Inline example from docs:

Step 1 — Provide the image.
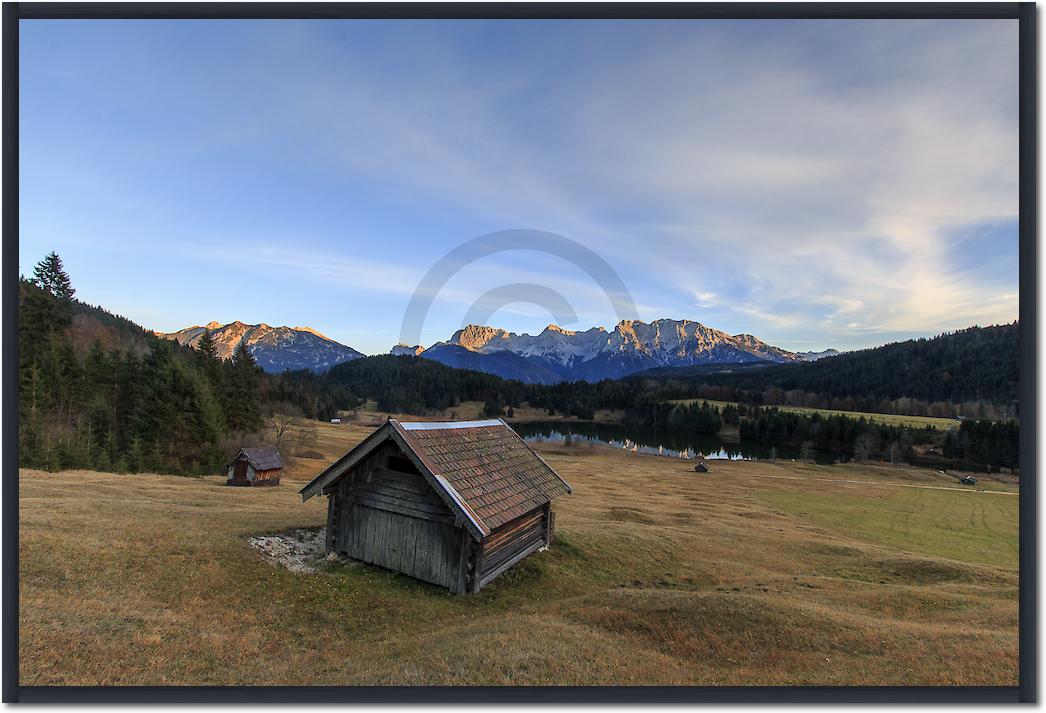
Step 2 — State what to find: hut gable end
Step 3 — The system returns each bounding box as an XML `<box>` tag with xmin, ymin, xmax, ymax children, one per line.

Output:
<box><xmin>343</xmin><ymin>443</ymin><xmax>456</xmax><ymax>525</ymax></box>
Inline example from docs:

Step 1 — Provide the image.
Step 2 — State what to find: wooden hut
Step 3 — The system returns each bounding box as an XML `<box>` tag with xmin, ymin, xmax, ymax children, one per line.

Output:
<box><xmin>227</xmin><ymin>447</ymin><xmax>284</xmax><ymax>486</ymax></box>
<box><xmin>299</xmin><ymin>419</ymin><xmax>571</xmax><ymax>594</ymax></box>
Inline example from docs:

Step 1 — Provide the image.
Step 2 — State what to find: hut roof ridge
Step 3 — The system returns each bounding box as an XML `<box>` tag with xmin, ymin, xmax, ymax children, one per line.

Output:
<box><xmin>397</xmin><ymin>419</ymin><xmax>503</xmax><ymax>431</ymax></box>
<box><xmin>300</xmin><ymin>419</ymin><xmax>570</xmax><ymax>536</ymax></box>
<box><xmin>235</xmin><ymin>446</ymin><xmax>284</xmax><ymax>471</ymax></box>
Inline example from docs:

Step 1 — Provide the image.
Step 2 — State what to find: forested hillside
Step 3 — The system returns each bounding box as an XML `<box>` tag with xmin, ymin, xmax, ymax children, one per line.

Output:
<box><xmin>644</xmin><ymin>324</ymin><xmax>1019</xmax><ymax>419</ymax></box>
<box><xmin>18</xmin><ymin>254</ymin><xmax>333</xmax><ymax>473</ymax></box>
<box><xmin>17</xmin><ymin>252</ymin><xmax>1020</xmax><ymax>475</ymax></box>
<box><xmin>712</xmin><ymin>324</ymin><xmax>1017</xmax><ymax>403</ymax></box>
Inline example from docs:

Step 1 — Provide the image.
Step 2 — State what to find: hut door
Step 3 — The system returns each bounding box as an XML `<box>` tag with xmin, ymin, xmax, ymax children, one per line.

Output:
<box><xmin>233</xmin><ymin>461</ymin><xmax>248</xmax><ymax>484</ymax></box>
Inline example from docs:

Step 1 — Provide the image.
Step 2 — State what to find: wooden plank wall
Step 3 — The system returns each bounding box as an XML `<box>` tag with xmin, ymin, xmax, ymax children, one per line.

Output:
<box><xmin>342</xmin><ymin>505</ymin><xmax>463</xmax><ymax>590</ymax></box>
<box><xmin>323</xmin><ymin>442</ymin><xmax>556</xmax><ymax>594</ymax></box>
<box><xmin>332</xmin><ymin>444</ymin><xmax>468</xmax><ymax>592</ymax></box>
<box><xmin>254</xmin><ymin>468</ymin><xmax>280</xmax><ymax>483</ymax></box>
<box><xmin>473</xmin><ymin>504</ymin><xmax>549</xmax><ymax>591</ymax></box>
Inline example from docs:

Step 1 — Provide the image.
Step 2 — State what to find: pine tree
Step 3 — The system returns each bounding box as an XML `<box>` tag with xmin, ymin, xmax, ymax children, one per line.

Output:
<box><xmin>20</xmin><ymin>279</ymin><xmax>72</xmax><ymax>368</ymax></box>
<box><xmin>126</xmin><ymin>435</ymin><xmax>144</xmax><ymax>473</ymax></box>
<box><xmin>114</xmin><ymin>351</ymin><xmax>141</xmax><ymax>453</ymax></box>
<box><xmin>225</xmin><ymin>342</ymin><xmax>263</xmax><ymax>434</ymax></box>
<box><xmin>32</xmin><ymin>251</ymin><xmax>76</xmax><ymax>302</ymax></box>
<box><xmin>232</xmin><ymin>340</ymin><xmax>257</xmax><ymax>370</ymax></box>
<box><xmin>196</xmin><ymin>330</ymin><xmax>218</xmax><ymax>362</ymax></box>
<box><xmin>194</xmin><ymin>330</ymin><xmax>224</xmax><ymax>401</ymax></box>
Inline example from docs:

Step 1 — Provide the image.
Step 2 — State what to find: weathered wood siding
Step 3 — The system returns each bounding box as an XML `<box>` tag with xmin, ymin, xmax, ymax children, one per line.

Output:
<box><xmin>227</xmin><ymin>459</ymin><xmax>281</xmax><ymax>486</ymax></box>
<box><xmin>322</xmin><ymin>442</ymin><xmax>556</xmax><ymax>594</ymax></box>
<box><xmin>472</xmin><ymin>504</ymin><xmax>550</xmax><ymax>592</ymax></box>
<box><xmin>228</xmin><ymin>460</ymin><xmax>250</xmax><ymax>486</ymax></box>
<box><xmin>328</xmin><ymin>444</ymin><xmax>468</xmax><ymax>591</ymax></box>
<box><xmin>253</xmin><ymin>467</ymin><xmax>281</xmax><ymax>485</ymax></box>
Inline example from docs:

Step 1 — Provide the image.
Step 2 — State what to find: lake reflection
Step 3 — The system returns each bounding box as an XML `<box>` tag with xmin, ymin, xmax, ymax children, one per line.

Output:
<box><xmin>515</xmin><ymin>420</ymin><xmax>815</xmax><ymax>462</ymax></box>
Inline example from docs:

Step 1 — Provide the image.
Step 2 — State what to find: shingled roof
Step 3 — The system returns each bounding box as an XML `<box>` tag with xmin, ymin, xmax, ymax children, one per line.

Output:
<box><xmin>232</xmin><ymin>446</ymin><xmax>284</xmax><ymax>471</ymax></box>
<box><xmin>299</xmin><ymin>419</ymin><xmax>571</xmax><ymax>538</ymax></box>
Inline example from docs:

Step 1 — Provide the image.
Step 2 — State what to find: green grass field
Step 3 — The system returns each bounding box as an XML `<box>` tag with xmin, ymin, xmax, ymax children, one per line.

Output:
<box><xmin>758</xmin><ymin>487</ymin><xmax>1017</xmax><ymax>569</ymax></box>
<box><xmin>671</xmin><ymin>399</ymin><xmax>960</xmax><ymax>430</ymax></box>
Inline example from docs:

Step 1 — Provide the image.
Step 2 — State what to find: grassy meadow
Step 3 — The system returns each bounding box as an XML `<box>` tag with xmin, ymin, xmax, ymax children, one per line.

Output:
<box><xmin>19</xmin><ymin>420</ymin><xmax>1017</xmax><ymax>686</ymax></box>
<box><xmin>670</xmin><ymin>398</ymin><xmax>960</xmax><ymax>431</ymax></box>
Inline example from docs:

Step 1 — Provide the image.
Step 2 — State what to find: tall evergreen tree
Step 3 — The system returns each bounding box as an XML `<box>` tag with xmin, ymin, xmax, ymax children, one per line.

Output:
<box><xmin>19</xmin><ymin>279</ymin><xmax>72</xmax><ymax>367</ymax></box>
<box><xmin>192</xmin><ymin>331</ymin><xmax>226</xmax><ymax>434</ymax></box>
<box><xmin>194</xmin><ymin>331</ymin><xmax>222</xmax><ymax>390</ymax></box>
<box><xmin>196</xmin><ymin>330</ymin><xmax>218</xmax><ymax>361</ymax></box>
<box><xmin>225</xmin><ymin>341</ymin><xmax>263</xmax><ymax>434</ymax></box>
<box><xmin>32</xmin><ymin>251</ymin><xmax>76</xmax><ymax>302</ymax></box>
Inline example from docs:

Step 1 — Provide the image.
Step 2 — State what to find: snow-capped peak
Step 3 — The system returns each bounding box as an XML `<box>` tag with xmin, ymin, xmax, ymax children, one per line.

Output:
<box><xmin>428</xmin><ymin>317</ymin><xmax>800</xmax><ymax>370</ymax></box>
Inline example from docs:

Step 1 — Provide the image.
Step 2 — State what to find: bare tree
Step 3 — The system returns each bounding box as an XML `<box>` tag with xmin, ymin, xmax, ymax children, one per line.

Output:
<box><xmin>853</xmin><ymin>433</ymin><xmax>878</xmax><ymax>463</ymax></box>
<box><xmin>268</xmin><ymin>403</ymin><xmax>316</xmax><ymax>455</ymax></box>
<box><xmin>887</xmin><ymin>441</ymin><xmax>902</xmax><ymax>465</ymax></box>
<box><xmin>294</xmin><ymin>420</ymin><xmax>318</xmax><ymax>453</ymax></box>
<box><xmin>269</xmin><ymin>410</ymin><xmax>297</xmax><ymax>450</ymax></box>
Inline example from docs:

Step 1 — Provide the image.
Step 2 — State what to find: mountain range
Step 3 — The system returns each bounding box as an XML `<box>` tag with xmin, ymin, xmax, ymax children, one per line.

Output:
<box><xmin>395</xmin><ymin>319</ymin><xmax>813</xmax><ymax>384</ymax></box>
<box><xmin>158</xmin><ymin>321</ymin><xmax>364</xmax><ymax>373</ymax></box>
<box><xmin>796</xmin><ymin>348</ymin><xmax>841</xmax><ymax>361</ymax></box>
<box><xmin>160</xmin><ymin>317</ymin><xmax>837</xmax><ymax>381</ymax></box>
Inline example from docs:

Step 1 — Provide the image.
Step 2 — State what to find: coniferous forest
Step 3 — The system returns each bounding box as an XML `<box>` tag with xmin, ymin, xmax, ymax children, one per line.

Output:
<box><xmin>18</xmin><ymin>253</ymin><xmax>347</xmax><ymax>473</ymax></box>
<box><xmin>682</xmin><ymin>323</ymin><xmax>1020</xmax><ymax>418</ymax></box>
<box><xmin>18</xmin><ymin>252</ymin><xmax>1021</xmax><ymax>476</ymax></box>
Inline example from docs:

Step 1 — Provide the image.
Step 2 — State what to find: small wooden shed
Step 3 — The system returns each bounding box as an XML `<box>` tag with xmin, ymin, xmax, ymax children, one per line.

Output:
<box><xmin>227</xmin><ymin>447</ymin><xmax>284</xmax><ymax>487</ymax></box>
<box><xmin>300</xmin><ymin>419</ymin><xmax>571</xmax><ymax>593</ymax></box>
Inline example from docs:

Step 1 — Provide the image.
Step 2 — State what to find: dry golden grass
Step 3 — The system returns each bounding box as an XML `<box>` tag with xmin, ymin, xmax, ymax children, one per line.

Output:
<box><xmin>19</xmin><ymin>421</ymin><xmax>1017</xmax><ymax>686</ymax></box>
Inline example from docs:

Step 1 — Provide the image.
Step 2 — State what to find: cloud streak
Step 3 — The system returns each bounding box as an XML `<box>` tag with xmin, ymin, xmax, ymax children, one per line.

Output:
<box><xmin>18</xmin><ymin>19</ymin><xmax>1019</xmax><ymax>353</ymax></box>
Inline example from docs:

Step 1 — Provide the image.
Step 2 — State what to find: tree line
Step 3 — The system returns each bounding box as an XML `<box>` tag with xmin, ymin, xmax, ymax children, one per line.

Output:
<box><xmin>943</xmin><ymin>419</ymin><xmax>1020</xmax><ymax>470</ymax></box>
<box><xmin>733</xmin><ymin>405</ymin><xmax>925</xmax><ymax>464</ymax></box>
<box><xmin>684</xmin><ymin>323</ymin><xmax>1018</xmax><ymax>418</ymax></box>
<box><xmin>18</xmin><ymin>251</ymin><xmax>1021</xmax><ymax>475</ymax></box>
<box><xmin>19</xmin><ymin>253</ymin><xmax>291</xmax><ymax>474</ymax></box>
<box><xmin>270</xmin><ymin>346</ymin><xmax>1021</xmax><ymax>469</ymax></box>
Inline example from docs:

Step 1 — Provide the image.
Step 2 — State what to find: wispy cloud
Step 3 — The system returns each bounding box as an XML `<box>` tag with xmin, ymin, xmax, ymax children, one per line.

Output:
<box><xmin>19</xmin><ymin>19</ymin><xmax>1018</xmax><ymax>353</ymax></box>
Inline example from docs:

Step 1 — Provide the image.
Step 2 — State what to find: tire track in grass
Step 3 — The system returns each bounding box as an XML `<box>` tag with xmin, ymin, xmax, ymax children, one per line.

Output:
<box><xmin>976</xmin><ymin>497</ymin><xmax>993</xmax><ymax>537</ymax></box>
<box><xmin>739</xmin><ymin>472</ymin><xmax>1017</xmax><ymax>496</ymax></box>
<box><xmin>985</xmin><ymin>498</ymin><xmax>1019</xmax><ymax>556</ymax></box>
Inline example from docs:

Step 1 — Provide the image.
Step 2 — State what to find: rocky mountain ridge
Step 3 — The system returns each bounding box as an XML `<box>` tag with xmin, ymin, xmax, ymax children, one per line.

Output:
<box><xmin>158</xmin><ymin>321</ymin><xmax>364</xmax><ymax>373</ymax></box>
<box><xmin>395</xmin><ymin>318</ymin><xmax>816</xmax><ymax>383</ymax></box>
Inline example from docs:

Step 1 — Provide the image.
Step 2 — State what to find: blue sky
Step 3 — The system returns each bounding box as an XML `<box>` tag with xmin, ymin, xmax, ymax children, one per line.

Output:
<box><xmin>20</xmin><ymin>19</ymin><xmax>1018</xmax><ymax>355</ymax></box>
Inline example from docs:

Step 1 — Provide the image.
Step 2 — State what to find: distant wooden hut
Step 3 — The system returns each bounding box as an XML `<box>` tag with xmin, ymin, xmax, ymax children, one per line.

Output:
<box><xmin>227</xmin><ymin>447</ymin><xmax>284</xmax><ymax>487</ymax></box>
<box><xmin>300</xmin><ymin>419</ymin><xmax>572</xmax><ymax>594</ymax></box>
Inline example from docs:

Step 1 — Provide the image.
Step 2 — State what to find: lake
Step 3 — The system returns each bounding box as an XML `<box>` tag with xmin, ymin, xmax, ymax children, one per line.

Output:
<box><xmin>515</xmin><ymin>420</ymin><xmax>826</xmax><ymax>462</ymax></box>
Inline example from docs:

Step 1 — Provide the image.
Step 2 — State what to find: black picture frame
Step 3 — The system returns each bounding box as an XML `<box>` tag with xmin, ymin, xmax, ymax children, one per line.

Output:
<box><xmin>3</xmin><ymin>2</ymin><xmax>1036</xmax><ymax>704</ymax></box>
